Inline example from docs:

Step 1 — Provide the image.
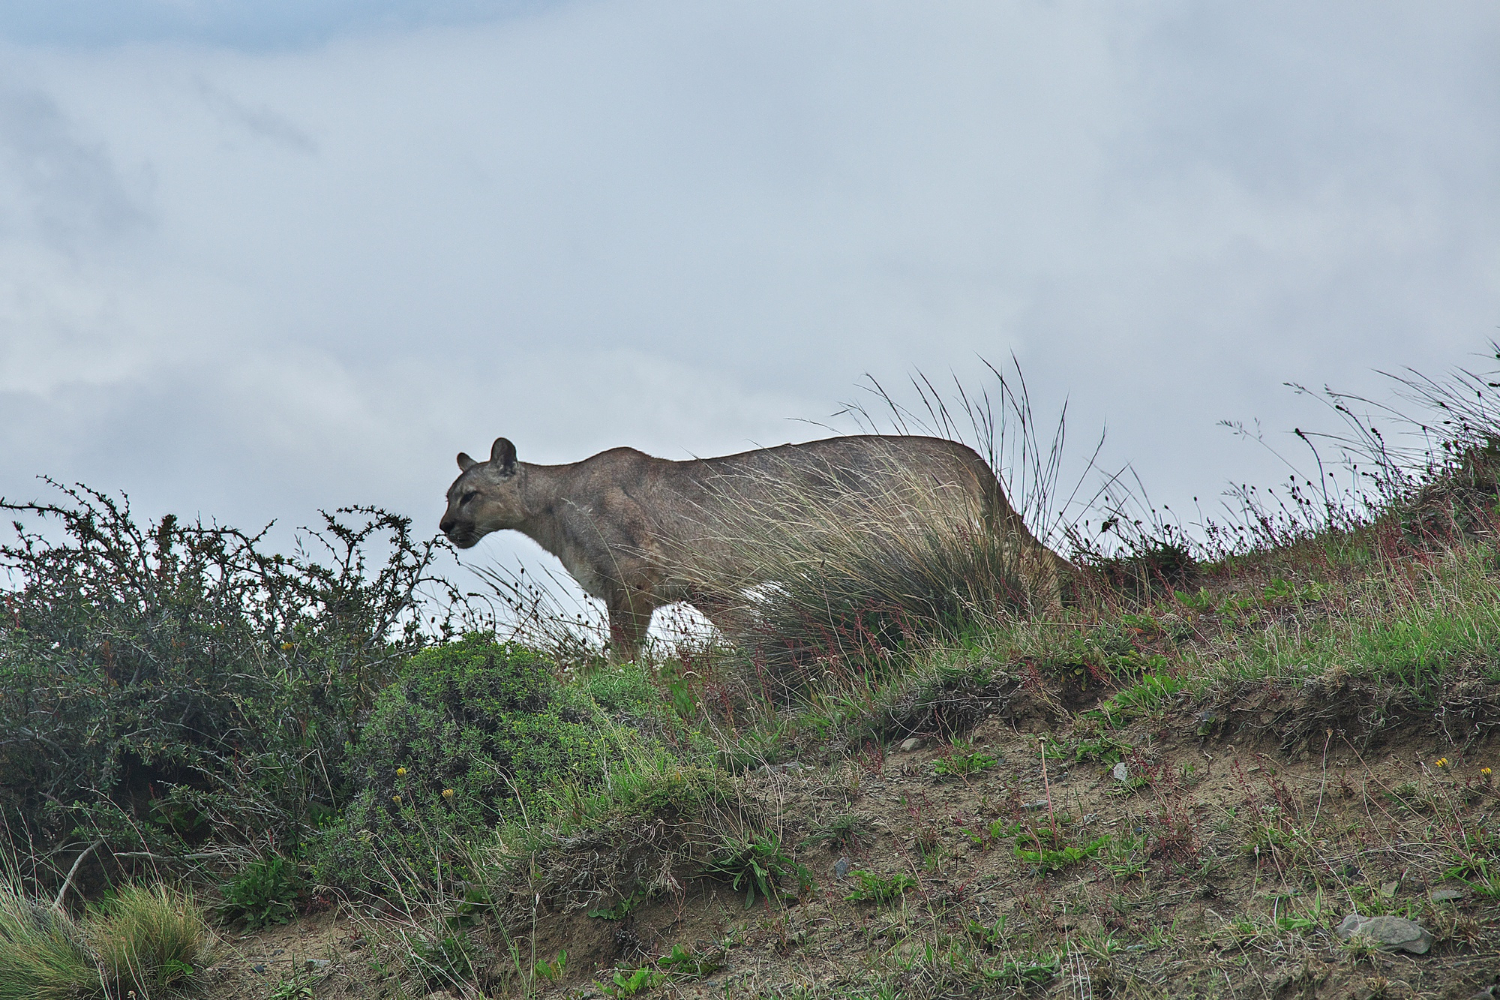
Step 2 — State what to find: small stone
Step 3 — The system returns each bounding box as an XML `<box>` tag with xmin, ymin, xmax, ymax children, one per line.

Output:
<box><xmin>1021</xmin><ymin>799</ymin><xmax>1049</xmax><ymax>811</ymax></box>
<box><xmin>900</xmin><ymin>737</ymin><xmax>922</xmax><ymax>752</ymax></box>
<box><xmin>1429</xmin><ymin>888</ymin><xmax>1463</xmax><ymax>903</ymax></box>
<box><xmin>250</xmin><ymin>964</ymin><xmax>267</xmax><ymax>975</ymax></box>
<box><xmin>833</xmin><ymin>857</ymin><xmax>850</xmax><ymax>880</ymax></box>
<box><xmin>1112</xmin><ymin>762</ymin><xmax>1129</xmax><ymax>782</ymax></box>
<box><xmin>304</xmin><ymin>959</ymin><xmax>330</xmax><ymax>972</ymax></box>
<box><xmin>1335</xmin><ymin>914</ymin><xmax>1433</xmax><ymax>955</ymax></box>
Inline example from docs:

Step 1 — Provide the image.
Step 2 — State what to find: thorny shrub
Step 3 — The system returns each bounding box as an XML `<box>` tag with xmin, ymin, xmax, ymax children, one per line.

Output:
<box><xmin>0</xmin><ymin>482</ymin><xmax>459</xmax><ymax>889</ymax></box>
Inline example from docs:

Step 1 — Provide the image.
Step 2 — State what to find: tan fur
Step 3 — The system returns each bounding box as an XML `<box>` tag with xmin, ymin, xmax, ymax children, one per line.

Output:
<box><xmin>440</xmin><ymin>435</ymin><xmax>1070</xmax><ymax>658</ymax></box>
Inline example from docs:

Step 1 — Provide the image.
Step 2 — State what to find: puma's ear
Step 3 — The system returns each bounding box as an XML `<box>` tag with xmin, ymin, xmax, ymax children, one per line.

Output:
<box><xmin>457</xmin><ymin>452</ymin><xmax>478</xmax><ymax>472</ymax></box>
<box><xmin>490</xmin><ymin>437</ymin><xmax>517</xmax><ymax>477</ymax></box>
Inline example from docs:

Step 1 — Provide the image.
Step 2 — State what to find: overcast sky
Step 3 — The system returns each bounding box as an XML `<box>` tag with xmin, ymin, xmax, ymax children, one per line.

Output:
<box><xmin>1</xmin><ymin>1</ymin><xmax>1497</xmax><ymax>594</ymax></box>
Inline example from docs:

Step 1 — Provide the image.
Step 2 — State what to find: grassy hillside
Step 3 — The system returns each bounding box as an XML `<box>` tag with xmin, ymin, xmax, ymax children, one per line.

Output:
<box><xmin>2</xmin><ymin>368</ymin><xmax>1499</xmax><ymax>1000</ymax></box>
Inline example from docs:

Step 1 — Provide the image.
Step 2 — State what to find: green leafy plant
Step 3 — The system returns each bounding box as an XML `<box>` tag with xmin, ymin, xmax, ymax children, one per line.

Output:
<box><xmin>0</xmin><ymin>486</ymin><xmax>454</xmax><ymax>872</ymax></box>
<box><xmin>802</xmin><ymin>813</ymin><xmax>871</xmax><ymax>851</ymax></box>
<box><xmin>843</xmin><ymin>870</ymin><xmax>916</xmax><ymax>905</ymax></box>
<box><xmin>535</xmin><ymin>948</ymin><xmax>568</xmax><ymax>981</ymax></box>
<box><xmin>409</xmin><ymin>929</ymin><xmax>479</xmax><ymax>991</ymax></box>
<box><xmin>960</xmin><ymin>818</ymin><xmax>1011</xmax><ymax>852</ymax></box>
<box><xmin>268</xmin><ymin>976</ymin><xmax>317</xmax><ymax>1000</ymax></box>
<box><xmin>1101</xmin><ymin>833</ymin><xmax>1148</xmax><ymax>879</ymax></box>
<box><xmin>964</xmin><ymin>915</ymin><xmax>1009</xmax><ymax>949</ymax></box>
<box><xmin>1442</xmin><ymin>823</ymin><xmax>1500</xmax><ymax>897</ymax></box>
<box><xmin>933</xmin><ymin>746</ymin><xmax>999</xmax><ymax>779</ymax></box>
<box><xmin>587</xmin><ymin>890</ymin><xmax>649</xmax><ymax>921</ymax></box>
<box><xmin>656</xmin><ymin>943</ymin><xmax>722</xmax><ymax>980</ymax></box>
<box><xmin>603</xmin><ymin>964</ymin><xmax>666</xmax><ymax>997</ymax></box>
<box><xmin>1012</xmin><ymin>828</ymin><xmax>1112</xmax><ymax>872</ymax></box>
<box><xmin>311</xmin><ymin>634</ymin><xmax>628</xmax><ymax>896</ymax></box>
<box><xmin>1104</xmin><ymin>673</ymin><xmax>1188</xmax><ymax>718</ymax></box>
<box><xmin>1174</xmin><ymin>587</ymin><xmax>1216</xmax><ymax>612</ymax></box>
<box><xmin>701</xmin><ymin>832</ymin><xmax>813</xmax><ymax>908</ymax></box>
<box><xmin>989</xmin><ymin>951</ymin><xmax>1061</xmax><ymax>987</ymax></box>
<box><xmin>217</xmin><ymin>854</ymin><xmax>303</xmax><ymax>929</ymax></box>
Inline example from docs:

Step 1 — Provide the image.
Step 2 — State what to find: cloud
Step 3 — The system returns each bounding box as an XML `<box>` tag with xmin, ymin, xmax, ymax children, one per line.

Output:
<box><xmin>0</xmin><ymin>0</ymin><xmax>1494</xmax><ymax>567</ymax></box>
<box><xmin>0</xmin><ymin>78</ymin><xmax>150</xmax><ymax>250</ymax></box>
<box><xmin>0</xmin><ymin>0</ymin><xmax>556</xmax><ymax>50</ymax></box>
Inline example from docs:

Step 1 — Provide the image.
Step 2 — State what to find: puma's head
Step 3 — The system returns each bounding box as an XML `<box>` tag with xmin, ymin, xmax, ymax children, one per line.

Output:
<box><xmin>440</xmin><ymin>437</ymin><xmax>522</xmax><ymax>548</ymax></box>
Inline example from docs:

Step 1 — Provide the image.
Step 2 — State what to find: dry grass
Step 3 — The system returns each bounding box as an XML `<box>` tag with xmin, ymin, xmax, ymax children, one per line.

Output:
<box><xmin>667</xmin><ymin>454</ymin><xmax>1064</xmax><ymax>685</ymax></box>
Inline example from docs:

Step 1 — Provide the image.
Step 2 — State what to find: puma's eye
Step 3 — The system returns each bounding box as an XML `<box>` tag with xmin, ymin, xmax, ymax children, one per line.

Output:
<box><xmin>460</xmin><ymin>491</ymin><xmax>479</xmax><ymax>506</ymax></box>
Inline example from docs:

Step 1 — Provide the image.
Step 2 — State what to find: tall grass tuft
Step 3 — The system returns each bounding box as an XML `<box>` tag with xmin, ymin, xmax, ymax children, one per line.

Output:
<box><xmin>90</xmin><ymin>884</ymin><xmax>215</xmax><ymax>997</ymax></box>
<box><xmin>0</xmin><ymin>879</ymin><xmax>215</xmax><ymax>1000</ymax></box>
<box><xmin>0</xmin><ymin>883</ymin><xmax>96</xmax><ymax>1000</ymax></box>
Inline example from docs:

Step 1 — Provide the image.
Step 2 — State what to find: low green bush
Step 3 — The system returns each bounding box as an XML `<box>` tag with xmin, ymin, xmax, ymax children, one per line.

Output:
<box><xmin>311</xmin><ymin>635</ymin><xmax>623</xmax><ymax>896</ymax></box>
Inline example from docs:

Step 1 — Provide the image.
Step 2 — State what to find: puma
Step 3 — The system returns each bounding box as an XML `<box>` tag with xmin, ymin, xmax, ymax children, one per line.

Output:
<box><xmin>440</xmin><ymin>435</ymin><xmax>1069</xmax><ymax>658</ymax></box>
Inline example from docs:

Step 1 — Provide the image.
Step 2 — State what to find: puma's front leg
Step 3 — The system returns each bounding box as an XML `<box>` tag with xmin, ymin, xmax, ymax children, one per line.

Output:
<box><xmin>606</xmin><ymin>588</ymin><xmax>656</xmax><ymax>662</ymax></box>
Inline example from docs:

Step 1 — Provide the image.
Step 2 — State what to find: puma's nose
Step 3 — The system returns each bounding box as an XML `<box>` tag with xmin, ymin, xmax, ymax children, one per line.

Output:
<box><xmin>439</xmin><ymin>516</ymin><xmax>455</xmax><ymax>534</ymax></box>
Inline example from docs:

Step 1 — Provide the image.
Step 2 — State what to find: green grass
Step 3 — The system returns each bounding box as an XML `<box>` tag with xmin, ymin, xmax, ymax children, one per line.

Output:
<box><xmin>1224</xmin><ymin>549</ymin><xmax>1500</xmax><ymax>702</ymax></box>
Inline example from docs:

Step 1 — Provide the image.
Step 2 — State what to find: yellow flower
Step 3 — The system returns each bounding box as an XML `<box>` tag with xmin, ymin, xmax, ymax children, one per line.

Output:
<box><xmin>392</xmin><ymin>794</ymin><xmax>402</xmax><ymax>804</ymax></box>
<box><xmin>1483</xmin><ymin>767</ymin><xmax>1493</xmax><ymax>777</ymax></box>
<box><xmin>396</xmin><ymin>767</ymin><xmax>407</xmax><ymax>777</ymax></box>
<box><xmin>281</xmin><ymin>642</ymin><xmax>294</xmax><ymax>650</ymax></box>
<box><xmin>442</xmin><ymin>788</ymin><xmax>455</xmax><ymax>801</ymax></box>
<box><xmin>1435</xmin><ymin>758</ymin><xmax>1449</xmax><ymax>768</ymax></box>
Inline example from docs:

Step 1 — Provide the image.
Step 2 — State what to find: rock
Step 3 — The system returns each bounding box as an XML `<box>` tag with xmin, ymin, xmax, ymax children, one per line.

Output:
<box><xmin>304</xmin><ymin>959</ymin><xmax>330</xmax><ymax>972</ymax></box>
<box><xmin>1335</xmin><ymin>914</ymin><xmax>1433</xmax><ymax>954</ymax></box>
<box><xmin>1112</xmin><ymin>762</ymin><xmax>1129</xmax><ymax>782</ymax></box>
<box><xmin>1021</xmin><ymin>799</ymin><xmax>1050</xmax><ymax>811</ymax></box>
<box><xmin>900</xmin><ymin>737</ymin><xmax>922</xmax><ymax>752</ymax></box>
<box><xmin>250</xmin><ymin>964</ymin><xmax>267</xmax><ymax>975</ymax></box>
<box><xmin>1429</xmin><ymin>888</ymin><xmax>1464</xmax><ymax>903</ymax></box>
<box><xmin>833</xmin><ymin>856</ymin><xmax>850</xmax><ymax>880</ymax></box>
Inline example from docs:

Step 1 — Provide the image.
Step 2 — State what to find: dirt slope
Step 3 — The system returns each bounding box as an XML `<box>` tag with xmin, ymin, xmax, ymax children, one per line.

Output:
<box><xmin>206</xmin><ymin>683</ymin><xmax>1500</xmax><ymax>1000</ymax></box>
